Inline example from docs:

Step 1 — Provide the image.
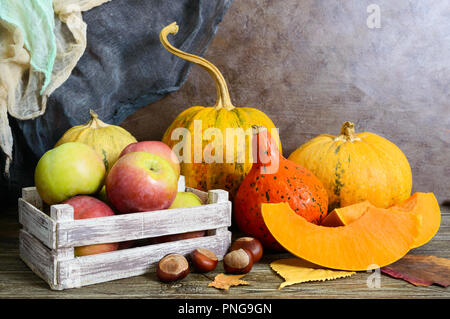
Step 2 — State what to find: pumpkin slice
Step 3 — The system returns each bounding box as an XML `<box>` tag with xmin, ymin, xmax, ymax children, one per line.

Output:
<box><xmin>391</xmin><ymin>193</ymin><xmax>441</xmax><ymax>249</ymax></box>
<box><xmin>321</xmin><ymin>193</ymin><xmax>440</xmax><ymax>249</ymax></box>
<box><xmin>321</xmin><ymin>201</ymin><xmax>374</xmax><ymax>227</ymax></box>
<box><xmin>261</xmin><ymin>202</ymin><xmax>419</xmax><ymax>271</ymax></box>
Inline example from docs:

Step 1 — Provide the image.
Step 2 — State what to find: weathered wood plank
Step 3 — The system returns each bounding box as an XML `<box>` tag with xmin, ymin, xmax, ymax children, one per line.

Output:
<box><xmin>54</xmin><ymin>201</ymin><xmax>231</xmax><ymax>248</ymax></box>
<box><xmin>207</xmin><ymin>189</ymin><xmax>229</xmax><ymax>204</ymax></box>
<box><xmin>18</xmin><ymin>198</ymin><xmax>56</xmax><ymax>249</ymax></box>
<box><xmin>58</xmin><ymin>230</ymin><xmax>231</xmax><ymax>289</ymax></box>
<box><xmin>50</xmin><ymin>204</ymin><xmax>76</xmax><ymax>290</ymax></box>
<box><xmin>19</xmin><ymin>229</ymin><xmax>55</xmax><ymax>288</ymax></box>
<box><xmin>21</xmin><ymin>187</ymin><xmax>43</xmax><ymax>211</ymax></box>
<box><xmin>177</xmin><ymin>175</ymin><xmax>186</xmax><ymax>192</ymax></box>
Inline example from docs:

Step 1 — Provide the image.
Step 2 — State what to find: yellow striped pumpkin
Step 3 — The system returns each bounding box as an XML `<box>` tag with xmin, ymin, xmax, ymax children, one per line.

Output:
<box><xmin>160</xmin><ymin>23</ymin><xmax>281</xmax><ymax>198</ymax></box>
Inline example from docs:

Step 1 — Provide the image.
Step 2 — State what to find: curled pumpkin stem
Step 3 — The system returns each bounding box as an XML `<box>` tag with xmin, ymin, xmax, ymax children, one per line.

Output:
<box><xmin>159</xmin><ymin>22</ymin><xmax>235</xmax><ymax>111</ymax></box>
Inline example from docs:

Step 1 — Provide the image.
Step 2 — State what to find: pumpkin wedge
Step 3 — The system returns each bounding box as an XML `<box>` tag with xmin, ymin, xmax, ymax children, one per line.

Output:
<box><xmin>391</xmin><ymin>193</ymin><xmax>441</xmax><ymax>249</ymax></box>
<box><xmin>321</xmin><ymin>201</ymin><xmax>374</xmax><ymax>227</ymax></box>
<box><xmin>261</xmin><ymin>202</ymin><xmax>419</xmax><ymax>271</ymax></box>
<box><xmin>320</xmin><ymin>193</ymin><xmax>440</xmax><ymax>249</ymax></box>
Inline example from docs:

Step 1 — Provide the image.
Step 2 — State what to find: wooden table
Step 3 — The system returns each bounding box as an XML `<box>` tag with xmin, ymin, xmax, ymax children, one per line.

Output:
<box><xmin>1</xmin><ymin>205</ymin><xmax>448</xmax><ymax>299</ymax></box>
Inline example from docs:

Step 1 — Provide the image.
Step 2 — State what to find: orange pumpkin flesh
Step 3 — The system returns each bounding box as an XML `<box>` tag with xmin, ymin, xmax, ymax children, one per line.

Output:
<box><xmin>262</xmin><ymin>202</ymin><xmax>419</xmax><ymax>271</ymax></box>
<box><xmin>391</xmin><ymin>193</ymin><xmax>441</xmax><ymax>248</ymax></box>
<box><xmin>321</xmin><ymin>201</ymin><xmax>374</xmax><ymax>227</ymax></box>
<box><xmin>320</xmin><ymin>193</ymin><xmax>440</xmax><ymax>249</ymax></box>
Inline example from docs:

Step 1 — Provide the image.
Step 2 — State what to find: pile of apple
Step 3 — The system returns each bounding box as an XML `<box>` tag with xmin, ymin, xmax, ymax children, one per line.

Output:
<box><xmin>34</xmin><ymin>141</ymin><xmax>204</xmax><ymax>256</ymax></box>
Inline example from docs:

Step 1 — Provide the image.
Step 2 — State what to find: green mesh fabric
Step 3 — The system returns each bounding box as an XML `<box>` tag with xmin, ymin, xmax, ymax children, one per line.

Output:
<box><xmin>0</xmin><ymin>0</ymin><xmax>55</xmax><ymax>94</ymax></box>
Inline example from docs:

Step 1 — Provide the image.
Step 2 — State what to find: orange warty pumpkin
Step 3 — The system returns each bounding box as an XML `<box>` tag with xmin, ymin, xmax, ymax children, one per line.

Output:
<box><xmin>234</xmin><ymin>126</ymin><xmax>328</xmax><ymax>250</ymax></box>
<box><xmin>288</xmin><ymin>121</ymin><xmax>413</xmax><ymax>211</ymax></box>
<box><xmin>159</xmin><ymin>23</ymin><xmax>281</xmax><ymax>198</ymax></box>
<box><xmin>262</xmin><ymin>202</ymin><xmax>419</xmax><ymax>271</ymax></box>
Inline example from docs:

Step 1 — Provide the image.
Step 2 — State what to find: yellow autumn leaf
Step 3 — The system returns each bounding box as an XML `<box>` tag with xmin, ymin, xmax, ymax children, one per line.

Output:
<box><xmin>271</xmin><ymin>258</ymin><xmax>356</xmax><ymax>289</ymax></box>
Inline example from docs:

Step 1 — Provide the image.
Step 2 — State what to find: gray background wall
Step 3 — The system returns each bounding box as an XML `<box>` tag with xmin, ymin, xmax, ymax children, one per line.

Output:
<box><xmin>122</xmin><ymin>0</ymin><xmax>450</xmax><ymax>204</ymax></box>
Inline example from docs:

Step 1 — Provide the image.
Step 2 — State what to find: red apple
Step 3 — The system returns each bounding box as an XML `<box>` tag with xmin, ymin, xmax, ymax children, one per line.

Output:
<box><xmin>119</xmin><ymin>141</ymin><xmax>180</xmax><ymax>178</ymax></box>
<box><xmin>63</xmin><ymin>196</ymin><xmax>118</xmax><ymax>256</ymax></box>
<box><xmin>106</xmin><ymin>152</ymin><xmax>178</xmax><ymax>213</ymax></box>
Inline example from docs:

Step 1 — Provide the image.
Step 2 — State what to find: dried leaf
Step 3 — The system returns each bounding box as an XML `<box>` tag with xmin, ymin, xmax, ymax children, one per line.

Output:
<box><xmin>208</xmin><ymin>273</ymin><xmax>249</xmax><ymax>290</ymax></box>
<box><xmin>271</xmin><ymin>258</ymin><xmax>356</xmax><ymax>289</ymax></box>
<box><xmin>381</xmin><ymin>254</ymin><xmax>450</xmax><ymax>287</ymax></box>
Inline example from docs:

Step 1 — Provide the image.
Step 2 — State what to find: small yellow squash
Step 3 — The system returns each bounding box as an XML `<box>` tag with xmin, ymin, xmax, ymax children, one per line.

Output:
<box><xmin>55</xmin><ymin>110</ymin><xmax>137</xmax><ymax>171</ymax></box>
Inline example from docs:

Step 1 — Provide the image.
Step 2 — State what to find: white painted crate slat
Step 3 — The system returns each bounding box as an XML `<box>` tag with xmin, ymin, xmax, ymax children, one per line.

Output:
<box><xmin>18</xmin><ymin>176</ymin><xmax>232</xmax><ymax>290</ymax></box>
<box><xmin>53</xmin><ymin>201</ymin><xmax>231</xmax><ymax>248</ymax></box>
<box><xmin>18</xmin><ymin>198</ymin><xmax>56</xmax><ymax>249</ymax></box>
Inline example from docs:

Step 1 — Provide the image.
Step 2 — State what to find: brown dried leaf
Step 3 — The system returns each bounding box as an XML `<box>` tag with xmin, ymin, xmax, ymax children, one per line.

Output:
<box><xmin>270</xmin><ymin>258</ymin><xmax>356</xmax><ymax>289</ymax></box>
<box><xmin>381</xmin><ymin>254</ymin><xmax>450</xmax><ymax>287</ymax></box>
<box><xmin>208</xmin><ymin>273</ymin><xmax>249</xmax><ymax>290</ymax></box>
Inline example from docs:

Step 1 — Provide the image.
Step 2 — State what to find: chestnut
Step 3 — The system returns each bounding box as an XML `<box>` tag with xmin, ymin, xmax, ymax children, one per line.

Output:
<box><xmin>190</xmin><ymin>248</ymin><xmax>218</xmax><ymax>273</ymax></box>
<box><xmin>230</xmin><ymin>237</ymin><xmax>263</xmax><ymax>262</ymax></box>
<box><xmin>223</xmin><ymin>248</ymin><xmax>254</xmax><ymax>274</ymax></box>
<box><xmin>156</xmin><ymin>253</ymin><xmax>190</xmax><ymax>282</ymax></box>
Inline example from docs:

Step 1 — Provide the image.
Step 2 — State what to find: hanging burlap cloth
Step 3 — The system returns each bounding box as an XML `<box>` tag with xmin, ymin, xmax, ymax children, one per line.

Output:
<box><xmin>0</xmin><ymin>0</ymin><xmax>111</xmax><ymax>173</ymax></box>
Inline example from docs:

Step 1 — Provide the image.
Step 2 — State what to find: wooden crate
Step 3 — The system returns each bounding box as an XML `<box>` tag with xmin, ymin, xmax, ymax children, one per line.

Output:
<box><xmin>18</xmin><ymin>176</ymin><xmax>232</xmax><ymax>290</ymax></box>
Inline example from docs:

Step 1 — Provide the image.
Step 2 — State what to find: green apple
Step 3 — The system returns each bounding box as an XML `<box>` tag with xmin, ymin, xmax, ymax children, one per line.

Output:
<box><xmin>169</xmin><ymin>192</ymin><xmax>203</xmax><ymax>209</ymax></box>
<box><xmin>35</xmin><ymin>142</ymin><xmax>106</xmax><ymax>205</ymax></box>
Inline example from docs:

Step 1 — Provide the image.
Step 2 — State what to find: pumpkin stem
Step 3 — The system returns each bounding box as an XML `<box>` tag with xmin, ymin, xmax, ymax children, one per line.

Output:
<box><xmin>89</xmin><ymin>109</ymin><xmax>99</xmax><ymax>120</ymax></box>
<box><xmin>338</xmin><ymin>121</ymin><xmax>360</xmax><ymax>142</ymax></box>
<box><xmin>159</xmin><ymin>22</ymin><xmax>235</xmax><ymax>111</ymax></box>
<box><xmin>87</xmin><ymin>109</ymin><xmax>108</xmax><ymax>129</ymax></box>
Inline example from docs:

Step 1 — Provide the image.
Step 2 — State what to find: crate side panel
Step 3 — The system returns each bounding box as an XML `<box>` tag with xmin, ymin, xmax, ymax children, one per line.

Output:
<box><xmin>19</xmin><ymin>229</ymin><xmax>56</xmax><ymax>287</ymax></box>
<box><xmin>18</xmin><ymin>198</ymin><xmax>56</xmax><ymax>249</ymax></box>
<box><xmin>58</xmin><ymin>231</ymin><xmax>231</xmax><ymax>289</ymax></box>
<box><xmin>22</xmin><ymin>187</ymin><xmax>43</xmax><ymax>211</ymax></box>
<box><xmin>56</xmin><ymin>202</ymin><xmax>231</xmax><ymax>248</ymax></box>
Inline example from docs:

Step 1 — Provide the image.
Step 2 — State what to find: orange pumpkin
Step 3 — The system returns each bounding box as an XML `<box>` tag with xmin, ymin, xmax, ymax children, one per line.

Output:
<box><xmin>262</xmin><ymin>202</ymin><xmax>419</xmax><ymax>271</ymax></box>
<box><xmin>288</xmin><ymin>121</ymin><xmax>412</xmax><ymax>211</ymax></box>
<box><xmin>392</xmin><ymin>193</ymin><xmax>441</xmax><ymax>248</ymax></box>
<box><xmin>234</xmin><ymin>126</ymin><xmax>328</xmax><ymax>250</ymax></box>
